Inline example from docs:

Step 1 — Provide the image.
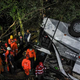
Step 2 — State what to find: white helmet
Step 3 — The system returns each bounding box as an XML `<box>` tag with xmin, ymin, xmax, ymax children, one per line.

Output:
<box><xmin>7</xmin><ymin>47</ymin><xmax>11</xmax><ymax>51</ymax></box>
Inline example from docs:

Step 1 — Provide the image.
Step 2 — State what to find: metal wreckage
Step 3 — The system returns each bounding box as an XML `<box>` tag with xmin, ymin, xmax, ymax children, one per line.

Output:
<box><xmin>1</xmin><ymin>17</ymin><xmax>80</xmax><ymax>80</ymax></box>
<box><xmin>33</xmin><ymin>17</ymin><xmax>80</xmax><ymax>80</ymax></box>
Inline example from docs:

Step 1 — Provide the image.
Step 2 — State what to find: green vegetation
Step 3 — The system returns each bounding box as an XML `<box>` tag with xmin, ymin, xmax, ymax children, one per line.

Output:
<box><xmin>0</xmin><ymin>0</ymin><xmax>80</xmax><ymax>40</ymax></box>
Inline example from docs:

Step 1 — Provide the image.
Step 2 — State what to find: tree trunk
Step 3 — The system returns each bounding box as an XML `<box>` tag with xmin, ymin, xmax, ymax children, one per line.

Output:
<box><xmin>17</xmin><ymin>11</ymin><xmax>24</xmax><ymax>38</ymax></box>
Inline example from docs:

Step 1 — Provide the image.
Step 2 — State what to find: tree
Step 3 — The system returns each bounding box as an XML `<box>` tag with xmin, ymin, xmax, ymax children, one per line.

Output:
<box><xmin>0</xmin><ymin>0</ymin><xmax>80</xmax><ymax>40</ymax></box>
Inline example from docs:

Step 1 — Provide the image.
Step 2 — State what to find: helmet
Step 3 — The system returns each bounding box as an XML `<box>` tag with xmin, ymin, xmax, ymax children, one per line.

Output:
<box><xmin>7</xmin><ymin>47</ymin><xmax>11</xmax><ymax>51</ymax></box>
<box><xmin>10</xmin><ymin>35</ymin><xmax>13</xmax><ymax>39</ymax></box>
<box><xmin>39</xmin><ymin>62</ymin><xmax>43</xmax><ymax>67</ymax></box>
<box><xmin>5</xmin><ymin>43</ymin><xmax>8</xmax><ymax>46</ymax></box>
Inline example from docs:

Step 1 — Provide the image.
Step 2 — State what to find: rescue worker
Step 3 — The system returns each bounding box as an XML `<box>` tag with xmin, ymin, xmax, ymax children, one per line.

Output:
<box><xmin>13</xmin><ymin>37</ymin><xmax>18</xmax><ymax>56</ymax></box>
<box><xmin>4</xmin><ymin>47</ymin><xmax>12</xmax><ymax>72</ymax></box>
<box><xmin>8</xmin><ymin>51</ymin><xmax>14</xmax><ymax>74</ymax></box>
<box><xmin>22</xmin><ymin>54</ymin><xmax>31</xmax><ymax>80</ymax></box>
<box><xmin>17</xmin><ymin>32</ymin><xmax>23</xmax><ymax>49</ymax></box>
<box><xmin>8</xmin><ymin>35</ymin><xmax>14</xmax><ymax>53</ymax></box>
<box><xmin>26</xmin><ymin>47</ymin><xmax>36</xmax><ymax>70</ymax></box>
<box><xmin>24</xmin><ymin>29</ymin><xmax>31</xmax><ymax>45</ymax></box>
<box><xmin>0</xmin><ymin>56</ymin><xmax>4</xmax><ymax>74</ymax></box>
<box><xmin>35</xmin><ymin>62</ymin><xmax>46</xmax><ymax>80</ymax></box>
<box><xmin>8</xmin><ymin>35</ymin><xmax>18</xmax><ymax>56</ymax></box>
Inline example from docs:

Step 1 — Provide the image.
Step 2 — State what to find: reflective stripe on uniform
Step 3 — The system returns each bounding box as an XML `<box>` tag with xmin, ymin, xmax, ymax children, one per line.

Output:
<box><xmin>37</xmin><ymin>70</ymin><xmax>43</xmax><ymax>71</ymax></box>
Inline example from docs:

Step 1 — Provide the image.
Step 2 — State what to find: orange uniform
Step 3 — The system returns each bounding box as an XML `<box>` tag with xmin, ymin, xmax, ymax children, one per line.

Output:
<box><xmin>8</xmin><ymin>38</ymin><xmax>18</xmax><ymax>56</ymax></box>
<box><xmin>5</xmin><ymin>50</ymin><xmax>14</xmax><ymax>71</ymax></box>
<box><xmin>13</xmin><ymin>38</ymin><xmax>18</xmax><ymax>55</ymax></box>
<box><xmin>26</xmin><ymin>49</ymin><xmax>36</xmax><ymax>58</ymax></box>
<box><xmin>8</xmin><ymin>39</ymin><xmax>14</xmax><ymax>52</ymax></box>
<box><xmin>5</xmin><ymin>50</ymin><xmax>9</xmax><ymax>71</ymax></box>
<box><xmin>22</xmin><ymin>57</ymin><xmax>31</xmax><ymax>75</ymax></box>
<box><xmin>5</xmin><ymin>50</ymin><xmax>9</xmax><ymax>62</ymax></box>
<box><xmin>8</xmin><ymin>38</ymin><xmax>12</xmax><ymax>45</ymax></box>
<box><xmin>0</xmin><ymin>57</ymin><xmax>4</xmax><ymax>74</ymax></box>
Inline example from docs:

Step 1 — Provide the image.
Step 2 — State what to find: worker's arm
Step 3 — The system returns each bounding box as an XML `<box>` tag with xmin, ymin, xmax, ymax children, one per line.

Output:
<box><xmin>5</xmin><ymin>50</ymin><xmax>9</xmax><ymax>57</ymax></box>
<box><xmin>33</xmin><ymin>50</ymin><xmax>36</xmax><ymax>61</ymax></box>
<box><xmin>8</xmin><ymin>39</ymin><xmax>11</xmax><ymax>44</ymax></box>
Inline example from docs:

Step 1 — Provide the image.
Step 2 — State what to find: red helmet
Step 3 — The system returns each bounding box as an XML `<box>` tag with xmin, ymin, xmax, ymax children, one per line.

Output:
<box><xmin>39</xmin><ymin>62</ymin><xmax>43</xmax><ymax>67</ymax></box>
<box><xmin>5</xmin><ymin>43</ymin><xmax>8</xmax><ymax>46</ymax></box>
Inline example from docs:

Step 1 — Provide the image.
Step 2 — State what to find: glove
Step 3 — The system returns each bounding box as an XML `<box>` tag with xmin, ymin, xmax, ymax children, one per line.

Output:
<box><xmin>12</xmin><ymin>65</ymin><xmax>14</xmax><ymax>68</ymax></box>
<box><xmin>34</xmin><ymin>57</ymin><xmax>36</xmax><ymax>61</ymax></box>
<box><xmin>6</xmin><ymin>62</ymin><xmax>7</xmax><ymax>64</ymax></box>
<box><xmin>36</xmin><ymin>75</ymin><xmax>37</xmax><ymax>77</ymax></box>
<box><xmin>3</xmin><ymin>53</ymin><xmax>5</xmax><ymax>56</ymax></box>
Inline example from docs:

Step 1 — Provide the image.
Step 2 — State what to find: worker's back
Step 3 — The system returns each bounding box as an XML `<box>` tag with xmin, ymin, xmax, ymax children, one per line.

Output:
<box><xmin>22</xmin><ymin>59</ymin><xmax>31</xmax><ymax>70</ymax></box>
<box><xmin>26</xmin><ymin>49</ymin><xmax>36</xmax><ymax>58</ymax></box>
<box><xmin>22</xmin><ymin>58</ymin><xmax>31</xmax><ymax>75</ymax></box>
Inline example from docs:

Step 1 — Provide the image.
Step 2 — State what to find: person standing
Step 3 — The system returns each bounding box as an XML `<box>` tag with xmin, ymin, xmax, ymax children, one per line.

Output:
<box><xmin>26</xmin><ymin>48</ymin><xmax>36</xmax><ymax>70</ymax></box>
<box><xmin>17</xmin><ymin>32</ymin><xmax>23</xmax><ymax>50</ymax></box>
<box><xmin>35</xmin><ymin>62</ymin><xmax>46</xmax><ymax>80</ymax></box>
<box><xmin>8</xmin><ymin>35</ymin><xmax>14</xmax><ymax>54</ymax></box>
<box><xmin>4</xmin><ymin>47</ymin><xmax>12</xmax><ymax>72</ymax></box>
<box><xmin>18</xmin><ymin>32</ymin><xmax>23</xmax><ymax>46</ymax></box>
<box><xmin>22</xmin><ymin>54</ymin><xmax>31</xmax><ymax>80</ymax></box>
<box><xmin>13</xmin><ymin>37</ymin><xmax>18</xmax><ymax>56</ymax></box>
<box><xmin>24</xmin><ymin>29</ymin><xmax>31</xmax><ymax>45</ymax></box>
<box><xmin>8</xmin><ymin>51</ymin><xmax>14</xmax><ymax>74</ymax></box>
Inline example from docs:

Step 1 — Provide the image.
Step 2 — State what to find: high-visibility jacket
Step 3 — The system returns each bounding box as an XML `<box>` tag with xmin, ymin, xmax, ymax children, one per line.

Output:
<box><xmin>22</xmin><ymin>58</ymin><xmax>31</xmax><ymax>75</ymax></box>
<box><xmin>5</xmin><ymin>50</ymin><xmax>11</xmax><ymax>71</ymax></box>
<box><xmin>26</xmin><ymin>49</ymin><xmax>36</xmax><ymax>58</ymax></box>
<box><xmin>8</xmin><ymin>39</ymin><xmax>14</xmax><ymax>52</ymax></box>
<box><xmin>5</xmin><ymin>50</ymin><xmax>14</xmax><ymax>62</ymax></box>
<box><xmin>8</xmin><ymin>38</ymin><xmax>18</xmax><ymax>55</ymax></box>
<box><xmin>8</xmin><ymin>39</ymin><xmax>14</xmax><ymax>45</ymax></box>
<box><xmin>35</xmin><ymin>62</ymin><xmax>46</xmax><ymax>76</ymax></box>
<box><xmin>13</xmin><ymin>38</ymin><xmax>17</xmax><ymax>44</ymax></box>
<box><xmin>5</xmin><ymin>50</ymin><xmax>9</xmax><ymax>63</ymax></box>
<box><xmin>13</xmin><ymin>38</ymin><xmax>18</xmax><ymax>55</ymax></box>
